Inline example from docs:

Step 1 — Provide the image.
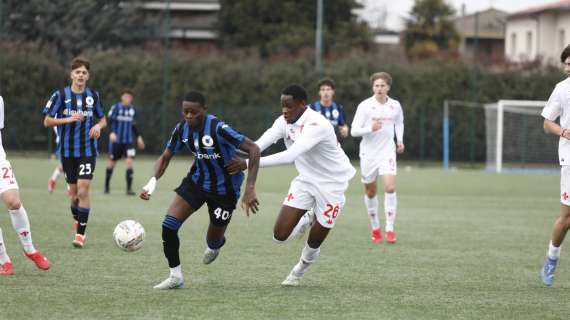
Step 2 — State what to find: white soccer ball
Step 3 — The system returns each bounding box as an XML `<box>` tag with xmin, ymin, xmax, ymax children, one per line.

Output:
<box><xmin>113</xmin><ymin>220</ymin><xmax>145</xmax><ymax>252</ymax></box>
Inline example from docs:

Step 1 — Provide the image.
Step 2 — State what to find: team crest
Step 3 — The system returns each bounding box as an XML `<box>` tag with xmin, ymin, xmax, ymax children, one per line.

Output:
<box><xmin>332</xmin><ymin>109</ymin><xmax>339</xmax><ymax>119</ymax></box>
<box><xmin>86</xmin><ymin>96</ymin><xmax>94</xmax><ymax>106</ymax></box>
<box><xmin>202</xmin><ymin>135</ymin><xmax>214</xmax><ymax>148</ymax></box>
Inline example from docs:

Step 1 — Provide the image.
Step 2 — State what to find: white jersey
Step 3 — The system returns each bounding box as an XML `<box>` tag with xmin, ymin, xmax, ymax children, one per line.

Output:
<box><xmin>542</xmin><ymin>77</ymin><xmax>570</xmax><ymax>165</ymax></box>
<box><xmin>0</xmin><ymin>96</ymin><xmax>6</xmax><ymax>161</ymax></box>
<box><xmin>255</xmin><ymin>107</ymin><xmax>355</xmax><ymax>185</ymax></box>
<box><xmin>351</xmin><ymin>96</ymin><xmax>404</xmax><ymax>159</ymax></box>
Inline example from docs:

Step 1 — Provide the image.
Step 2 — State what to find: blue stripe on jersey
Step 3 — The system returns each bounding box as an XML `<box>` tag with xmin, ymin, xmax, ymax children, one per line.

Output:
<box><xmin>109</xmin><ymin>104</ymin><xmax>136</xmax><ymax>144</ymax></box>
<box><xmin>310</xmin><ymin>101</ymin><xmax>346</xmax><ymax>127</ymax></box>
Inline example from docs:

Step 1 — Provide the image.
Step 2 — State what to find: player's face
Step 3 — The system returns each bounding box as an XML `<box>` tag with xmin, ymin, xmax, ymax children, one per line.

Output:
<box><xmin>372</xmin><ymin>78</ymin><xmax>390</xmax><ymax>97</ymax></box>
<box><xmin>319</xmin><ymin>85</ymin><xmax>334</xmax><ymax>102</ymax></box>
<box><xmin>281</xmin><ymin>94</ymin><xmax>305</xmax><ymax>124</ymax></box>
<box><xmin>182</xmin><ymin>101</ymin><xmax>206</xmax><ymax>129</ymax></box>
<box><xmin>70</xmin><ymin>66</ymin><xmax>89</xmax><ymax>88</ymax></box>
<box><xmin>564</xmin><ymin>57</ymin><xmax>570</xmax><ymax>76</ymax></box>
<box><xmin>121</xmin><ymin>93</ymin><xmax>133</xmax><ymax>106</ymax></box>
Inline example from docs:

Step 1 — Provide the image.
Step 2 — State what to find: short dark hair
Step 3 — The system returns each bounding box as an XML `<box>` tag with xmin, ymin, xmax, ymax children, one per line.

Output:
<box><xmin>282</xmin><ymin>84</ymin><xmax>307</xmax><ymax>103</ymax></box>
<box><xmin>121</xmin><ymin>88</ymin><xmax>134</xmax><ymax>96</ymax></box>
<box><xmin>370</xmin><ymin>72</ymin><xmax>392</xmax><ymax>86</ymax></box>
<box><xmin>318</xmin><ymin>78</ymin><xmax>335</xmax><ymax>90</ymax></box>
<box><xmin>184</xmin><ymin>91</ymin><xmax>206</xmax><ymax>107</ymax></box>
<box><xmin>70</xmin><ymin>57</ymin><xmax>90</xmax><ymax>71</ymax></box>
<box><xmin>561</xmin><ymin>44</ymin><xmax>570</xmax><ymax>63</ymax></box>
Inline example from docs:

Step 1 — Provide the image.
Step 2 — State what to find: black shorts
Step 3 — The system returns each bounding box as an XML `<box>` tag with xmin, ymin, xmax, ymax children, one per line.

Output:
<box><xmin>61</xmin><ymin>157</ymin><xmax>96</xmax><ymax>184</ymax></box>
<box><xmin>109</xmin><ymin>143</ymin><xmax>136</xmax><ymax>161</ymax></box>
<box><xmin>175</xmin><ymin>177</ymin><xmax>237</xmax><ymax>227</ymax></box>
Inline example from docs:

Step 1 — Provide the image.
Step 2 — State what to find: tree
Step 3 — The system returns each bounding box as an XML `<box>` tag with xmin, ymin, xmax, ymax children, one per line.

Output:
<box><xmin>217</xmin><ymin>0</ymin><xmax>372</xmax><ymax>57</ymax></box>
<box><xmin>402</xmin><ymin>0</ymin><xmax>460</xmax><ymax>60</ymax></box>
<box><xmin>0</xmin><ymin>0</ymin><xmax>148</xmax><ymax>61</ymax></box>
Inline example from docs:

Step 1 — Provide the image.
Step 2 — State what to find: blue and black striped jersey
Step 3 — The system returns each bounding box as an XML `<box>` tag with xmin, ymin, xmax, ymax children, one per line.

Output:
<box><xmin>310</xmin><ymin>101</ymin><xmax>347</xmax><ymax>127</ymax></box>
<box><xmin>108</xmin><ymin>103</ymin><xmax>136</xmax><ymax>144</ymax></box>
<box><xmin>43</xmin><ymin>86</ymin><xmax>105</xmax><ymax>158</ymax></box>
<box><xmin>166</xmin><ymin>114</ymin><xmax>245</xmax><ymax>198</ymax></box>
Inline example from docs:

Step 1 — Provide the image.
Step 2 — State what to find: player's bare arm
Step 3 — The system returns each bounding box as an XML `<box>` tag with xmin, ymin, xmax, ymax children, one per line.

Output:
<box><xmin>544</xmin><ymin>119</ymin><xmax>569</xmax><ymax>139</ymax></box>
<box><xmin>139</xmin><ymin>149</ymin><xmax>174</xmax><ymax>200</ymax></box>
<box><xmin>43</xmin><ymin>113</ymin><xmax>84</xmax><ymax>127</ymax></box>
<box><xmin>89</xmin><ymin>116</ymin><xmax>107</xmax><ymax>139</ymax></box>
<box><xmin>137</xmin><ymin>136</ymin><xmax>145</xmax><ymax>150</ymax></box>
<box><xmin>237</xmin><ymin>138</ymin><xmax>261</xmax><ymax>215</ymax></box>
<box><xmin>397</xmin><ymin>143</ymin><xmax>405</xmax><ymax>154</ymax></box>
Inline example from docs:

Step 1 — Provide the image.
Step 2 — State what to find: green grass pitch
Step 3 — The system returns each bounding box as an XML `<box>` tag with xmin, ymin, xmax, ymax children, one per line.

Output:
<box><xmin>0</xmin><ymin>156</ymin><xmax>569</xmax><ymax>319</ymax></box>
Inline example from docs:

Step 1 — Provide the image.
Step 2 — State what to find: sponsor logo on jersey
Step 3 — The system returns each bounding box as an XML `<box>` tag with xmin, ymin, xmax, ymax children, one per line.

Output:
<box><xmin>193</xmin><ymin>152</ymin><xmax>221</xmax><ymax>160</ymax></box>
<box><xmin>63</xmin><ymin>109</ymin><xmax>94</xmax><ymax>117</ymax></box>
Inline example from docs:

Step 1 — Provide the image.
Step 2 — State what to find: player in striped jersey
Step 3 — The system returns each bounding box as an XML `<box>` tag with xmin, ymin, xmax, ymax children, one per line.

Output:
<box><xmin>104</xmin><ymin>89</ymin><xmax>145</xmax><ymax>195</ymax></box>
<box><xmin>42</xmin><ymin>58</ymin><xmax>107</xmax><ymax>248</ymax></box>
<box><xmin>309</xmin><ymin>78</ymin><xmax>349</xmax><ymax>141</ymax></box>
<box><xmin>139</xmin><ymin>91</ymin><xmax>260</xmax><ymax>289</ymax></box>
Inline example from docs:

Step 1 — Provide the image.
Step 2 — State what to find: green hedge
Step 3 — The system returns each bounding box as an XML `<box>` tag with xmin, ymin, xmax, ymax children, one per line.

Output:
<box><xmin>0</xmin><ymin>46</ymin><xmax>564</xmax><ymax>161</ymax></box>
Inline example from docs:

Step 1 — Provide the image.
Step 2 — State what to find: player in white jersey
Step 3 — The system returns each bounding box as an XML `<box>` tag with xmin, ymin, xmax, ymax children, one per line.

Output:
<box><xmin>228</xmin><ymin>85</ymin><xmax>356</xmax><ymax>286</ymax></box>
<box><xmin>351</xmin><ymin>72</ymin><xmax>404</xmax><ymax>244</ymax></box>
<box><xmin>0</xmin><ymin>96</ymin><xmax>50</xmax><ymax>275</ymax></box>
<box><xmin>47</xmin><ymin>126</ymin><xmax>64</xmax><ymax>193</ymax></box>
<box><xmin>540</xmin><ymin>45</ymin><xmax>570</xmax><ymax>286</ymax></box>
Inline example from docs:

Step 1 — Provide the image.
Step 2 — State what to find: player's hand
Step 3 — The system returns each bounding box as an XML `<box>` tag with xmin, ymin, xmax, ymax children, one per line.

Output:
<box><xmin>137</xmin><ymin>136</ymin><xmax>145</xmax><ymax>150</ymax></box>
<box><xmin>109</xmin><ymin>132</ymin><xmax>117</xmax><ymax>143</ymax></box>
<box><xmin>371</xmin><ymin>119</ymin><xmax>382</xmax><ymax>131</ymax></box>
<box><xmin>339</xmin><ymin>125</ymin><xmax>349</xmax><ymax>138</ymax></box>
<box><xmin>396</xmin><ymin>143</ymin><xmax>405</xmax><ymax>154</ymax></box>
<box><xmin>89</xmin><ymin>124</ymin><xmax>101</xmax><ymax>139</ymax></box>
<box><xmin>140</xmin><ymin>177</ymin><xmax>157</xmax><ymax>201</ymax></box>
<box><xmin>226</xmin><ymin>157</ymin><xmax>247</xmax><ymax>175</ymax></box>
<box><xmin>240</xmin><ymin>187</ymin><xmax>259</xmax><ymax>216</ymax></box>
<box><xmin>69</xmin><ymin>113</ymin><xmax>84</xmax><ymax>123</ymax></box>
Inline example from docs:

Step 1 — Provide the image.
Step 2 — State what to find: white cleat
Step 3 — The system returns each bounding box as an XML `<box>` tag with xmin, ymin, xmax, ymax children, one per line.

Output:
<box><xmin>153</xmin><ymin>276</ymin><xmax>184</xmax><ymax>290</ymax></box>
<box><xmin>203</xmin><ymin>247</ymin><xmax>220</xmax><ymax>264</ymax></box>
<box><xmin>281</xmin><ymin>272</ymin><xmax>302</xmax><ymax>287</ymax></box>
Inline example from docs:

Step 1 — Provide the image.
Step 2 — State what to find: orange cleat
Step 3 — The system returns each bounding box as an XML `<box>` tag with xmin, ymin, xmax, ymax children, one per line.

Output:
<box><xmin>371</xmin><ymin>228</ymin><xmax>382</xmax><ymax>244</ymax></box>
<box><xmin>0</xmin><ymin>262</ymin><xmax>14</xmax><ymax>275</ymax></box>
<box><xmin>72</xmin><ymin>234</ymin><xmax>86</xmax><ymax>248</ymax></box>
<box><xmin>24</xmin><ymin>251</ymin><xmax>50</xmax><ymax>270</ymax></box>
<box><xmin>386</xmin><ymin>231</ymin><xmax>396</xmax><ymax>244</ymax></box>
<box><xmin>48</xmin><ymin>178</ymin><xmax>56</xmax><ymax>193</ymax></box>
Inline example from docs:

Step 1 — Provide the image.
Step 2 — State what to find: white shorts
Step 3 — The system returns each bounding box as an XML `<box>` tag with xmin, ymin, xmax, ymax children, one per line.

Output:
<box><xmin>282</xmin><ymin>177</ymin><xmax>348</xmax><ymax>229</ymax></box>
<box><xmin>360</xmin><ymin>155</ymin><xmax>397</xmax><ymax>184</ymax></box>
<box><xmin>0</xmin><ymin>160</ymin><xmax>19</xmax><ymax>194</ymax></box>
<box><xmin>561</xmin><ymin>166</ymin><xmax>570</xmax><ymax>206</ymax></box>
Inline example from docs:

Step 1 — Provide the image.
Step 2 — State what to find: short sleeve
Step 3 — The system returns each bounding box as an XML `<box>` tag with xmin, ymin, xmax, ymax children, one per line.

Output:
<box><xmin>217</xmin><ymin>122</ymin><xmax>245</xmax><ymax>148</ymax></box>
<box><xmin>166</xmin><ymin>123</ymin><xmax>184</xmax><ymax>154</ymax></box>
<box><xmin>542</xmin><ymin>85</ymin><xmax>562</xmax><ymax>121</ymax></box>
<box><xmin>43</xmin><ymin>90</ymin><xmax>62</xmax><ymax>117</ymax></box>
<box><xmin>94</xmin><ymin>92</ymin><xmax>105</xmax><ymax>118</ymax></box>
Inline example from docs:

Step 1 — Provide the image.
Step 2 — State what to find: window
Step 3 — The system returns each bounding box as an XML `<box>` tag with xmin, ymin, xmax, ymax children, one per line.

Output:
<box><xmin>561</xmin><ymin>29</ymin><xmax>566</xmax><ymax>51</ymax></box>
<box><xmin>510</xmin><ymin>33</ymin><xmax>517</xmax><ymax>57</ymax></box>
<box><xmin>526</xmin><ymin>31</ymin><xmax>533</xmax><ymax>58</ymax></box>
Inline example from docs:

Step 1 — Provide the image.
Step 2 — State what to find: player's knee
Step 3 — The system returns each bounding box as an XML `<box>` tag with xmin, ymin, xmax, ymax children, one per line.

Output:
<box><xmin>5</xmin><ymin>198</ymin><xmax>21</xmax><ymax>210</ymax></box>
<box><xmin>384</xmin><ymin>185</ymin><xmax>396</xmax><ymax>193</ymax></box>
<box><xmin>77</xmin><ymin>187</ymin><xmax>89</xmax><ymax>201</ymax></box>
<box><xmin>365</xmin><ymin>188</ymin><xmax>376</xmax><ymax>198</ymax></box>
<box><xmin>272</xmin><ymin>228</ymin><xmax>289</xmax><ymax>243</ymax></box>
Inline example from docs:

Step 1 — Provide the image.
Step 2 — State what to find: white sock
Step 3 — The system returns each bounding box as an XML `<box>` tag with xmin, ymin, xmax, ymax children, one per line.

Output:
<box><xmin>287</xmin><ymin>212</ymin><xmax>312</xmax><ymax>240</ymax></box>
<box><xmin>364</xmin><ymin>195</ymin><xmax>380</xmax><ymax>230</ymax></box>
<box><xmin>548</xmin><ymin>241</ymin><xmax>561</xmax><ymax>260</ymax></box>
<box><xmin>0</xmin><ymin>227</ymin><xmax>11</xmax><ymax>264</ymax></box>
<box><xmin>384</xmin><ymin>192</ymin><xmax>397</xmax><ymax>232</ymax></box>
<box><xmin>51</xmin><ymin>167</ymin><xmax>61</xmax><ymax>181</ymax></box>
<box><xmin>170</xmin><ymin>265</ymin><xmax>182</xmax><ymax>279</ymax></box>
<box><xmin>293</xmin><ymin>242</ymin><xmax>320</xmax><ymax>275</ymax></box>
<box><xmin>9</xmin><ymin>206</ymin><xmax>36</xmax><ymax>253</ymax></box>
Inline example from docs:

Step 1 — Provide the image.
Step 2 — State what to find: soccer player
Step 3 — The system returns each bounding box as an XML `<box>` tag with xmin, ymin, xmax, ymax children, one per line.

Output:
<box><xmin>0</xmin><ymin>96</ymin><xmax>50</xmax><ymax>275</ymax></box>
<box><xmin>47</xmin><ymin>127</ymin><xmax>64</xmax><ymax>193</ymax></box>
<box><xmin>42</xmin><ymin>57</ymin><xmax>107</xmax><ymax>248</ymax></box>
<box><xmin>351</xmin><ymin>72</ymin><xmax>404</xmax><ymax>244</ymax></box>
<box><xmin>139</xmin><ymin>91</ymin><xmax>260</xmax><ymax>290</ymax></box>
<box><xmin>541</xmin><ymin>44</ymin><xmax>570</xmax><ymax>286</ymax></box>
<box><xmin>227</xmin><ymin>84</ymin><xmax>356</xmax><ymax>286</ymax></box>
<box><xmin>309</xmin><ymin>78</ymin><xmax>349</xmax><ymax>140</ymax></box>
<box><xmin>104</xmin><ymin>89</ymin><xmax>145</xmax><ymax>195</ymax></box>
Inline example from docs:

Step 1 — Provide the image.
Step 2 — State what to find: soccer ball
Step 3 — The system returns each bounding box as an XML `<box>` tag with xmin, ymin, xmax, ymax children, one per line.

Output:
<box><xmin>113</xmin><ymin>220</ymin><xmax>145</xmax><ymax>252</ymax></box>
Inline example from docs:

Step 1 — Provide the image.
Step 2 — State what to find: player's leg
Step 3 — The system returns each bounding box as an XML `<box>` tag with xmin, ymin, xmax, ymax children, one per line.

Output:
<box><xmin>104</xmin><ymin>159</ymin><xmax>117</xmax><ymax>194</ymax></box>
<box><xmin>72</xmin><ymin>157</ymin><xmax>96</xmax><ymax>248</ymax></box>
<box><xmin>2</xmin><ymin>189</ymin><xmax>50</xmax><ymax>270</ymax></box>
<box><xmin>125</xmin><ymin>154</ymin><xmax>135</xmax><ymax>196</ymax></box>
<box><xmin>0</xmin><ymin>226</ymin><xmax>13</xmax><ymax>275</ymax></box>
<box><xmin>273</xmin><ymin>178</ymin><xmax>314</xmax><ymax>242</ymax></box>
<box><xmin>381</xmin><ymin>174</ymin><xmax>397</xmax><ymax>244</ymax></box>
<box><xmin>61</xmin><ymin>157</ymin><xmax>80</xmax><ymax>230</ymax></box>
<box><xmin>361</xmin><ymin>159</ymin><xmax>381</xmax><ymax>243</ymax></box>
<box><xmin>48</xmin><ymin>165</ymin><xmax>61</xmax><ymax>193</ymax></box>
<box><xmin>202</xmin><ymin>193</ymin><xmax>237</xmax><ymax>264</ymax></box>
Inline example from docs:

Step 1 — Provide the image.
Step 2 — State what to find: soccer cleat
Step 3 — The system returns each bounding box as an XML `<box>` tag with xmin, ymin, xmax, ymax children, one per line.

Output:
<box><xmin>371</xmin><ymin>228</ymin><xmax>382</xmax><ymax>244</ymax></box>
<box><xmin>72</xmin><ymin>234</ymin><xmax>86</xmax><ymax>248</ymax></box>
<box><xmin>24</xmin><ymin>251</ymin><xmax>50</xmax><ymax>270</ymax></box>
<box><xmin>153</xmin><ymin>276</ymin><xmax>184</xmax><ymax>290</ymax></box>
<box><xmin>48</xmin><ymin>178</ymin><xmax>56</xmax><ymax>193</ymax></box>
<box><xmin>0</xmin><ymin>262</ymin><xmax>14</xmax><ymax>275</ymax></box>
<box><xmin>104</xmin><ymin>189</ymin><xmax>110</xmax><ymax>195</ymax></box>
<box><xmin>542</xmin><ymin>256</ymin><xmax>558</xmax><ymax>286</ymax></box>
<box><xmin>386</xmin><ymin>231</ymin><xmax>396</xmax><ymax>244</ymax></box>
<box><xmin>203</xmin><ymin>247</ymin><xmax>220</xmax><ymax>264</ymax></box>
<box><xmin>281</xmin><ymin>270</ymin><xmax>302</xmax><ymax>287</ymax></box>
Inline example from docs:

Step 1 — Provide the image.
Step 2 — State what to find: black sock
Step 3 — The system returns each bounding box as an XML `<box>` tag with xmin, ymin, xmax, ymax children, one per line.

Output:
<box><xmin>70</xmin><ymin>205</ymin><xmax>78</xmax><ymax>222</ymax></box>
<box><xmin>126</xmin><ymin>168</ymin><xmax>133</xmax><ymax>191</ymax></box>
<box><xmin>77</xmin><ymin>207</ymin><xmax>90</xmax><ymax>235</ymax></box>
<box><xmin>105</xmin><ymin>167</ymin><xmax>113</xmax><ymax>191</ymax></box>
<box><xmin>162</xmin><ymin>215</ymin><xmax>183</xmax><ymax>268</ymax></box>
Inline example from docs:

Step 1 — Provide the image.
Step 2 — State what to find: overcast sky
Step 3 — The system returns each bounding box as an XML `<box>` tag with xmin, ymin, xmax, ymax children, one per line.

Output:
<box><xmin>355</xmin><ymin>0</ymin><xmax>550</xmax><ymax>30</ymax></box>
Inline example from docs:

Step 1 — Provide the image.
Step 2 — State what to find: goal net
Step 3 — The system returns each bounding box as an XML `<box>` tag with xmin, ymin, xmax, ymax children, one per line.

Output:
<box><xmin>484</xmin><ymin>100</ymin><xmax>558</xmax><ymax>172</ymax></box>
